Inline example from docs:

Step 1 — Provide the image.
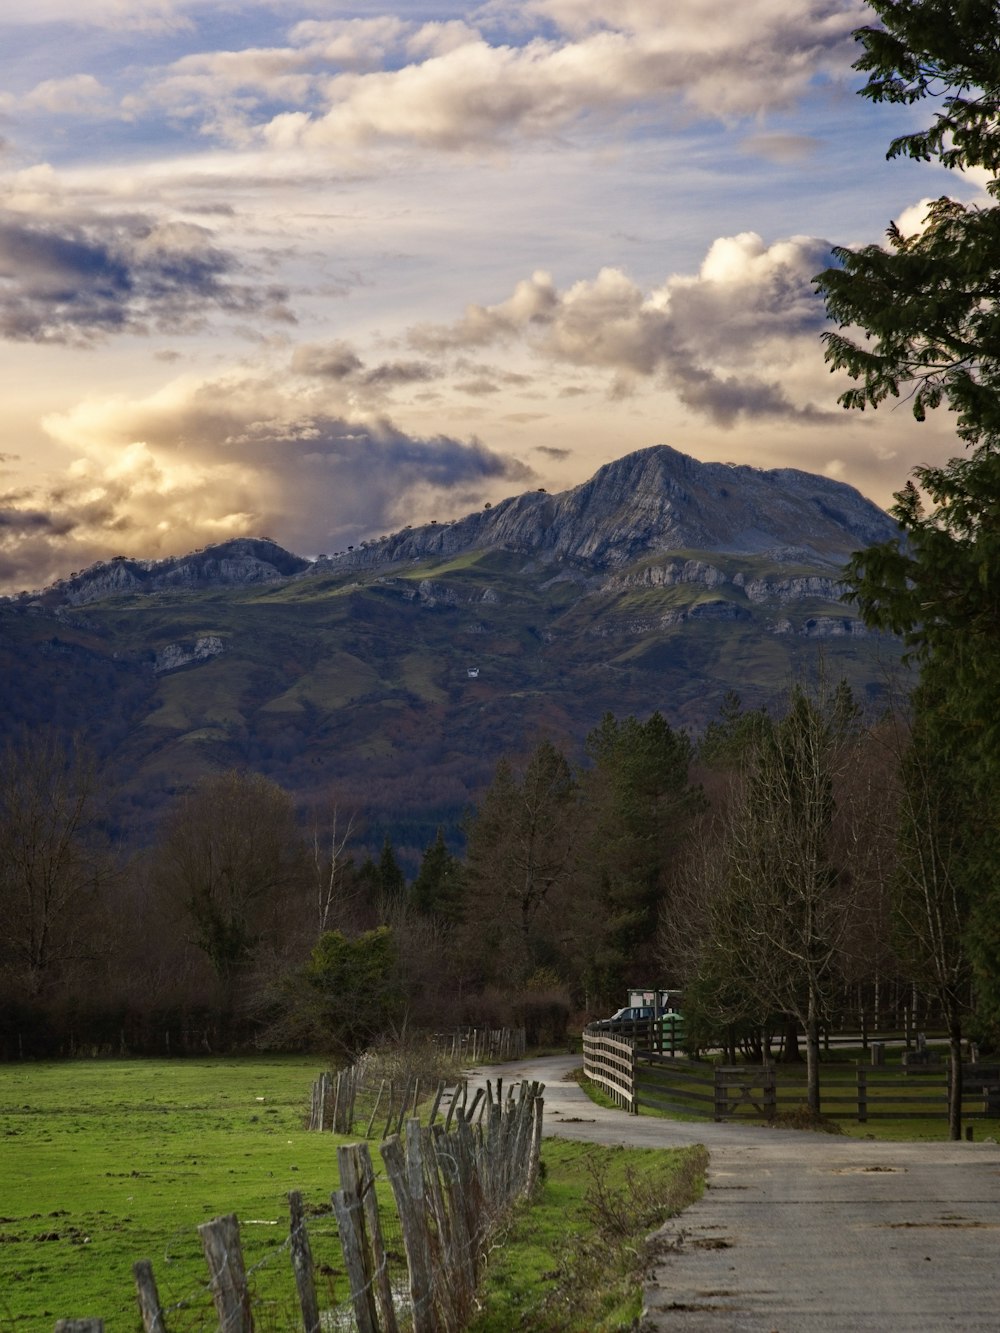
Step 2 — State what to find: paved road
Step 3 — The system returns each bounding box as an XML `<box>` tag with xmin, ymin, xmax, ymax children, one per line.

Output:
<box><xmin>467</xmin><ymin>1054</ymin><xmax>1000</xmax><ymax>1332</ymax></box>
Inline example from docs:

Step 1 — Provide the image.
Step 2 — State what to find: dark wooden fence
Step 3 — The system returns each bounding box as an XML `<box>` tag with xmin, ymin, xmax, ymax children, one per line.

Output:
<box><xmin>583</xmin><ymin>1027</ymin><xmax>1000</xmax><ymax>1124</ymax></box>
<box><xmin>58</xmin><ymin>1077</ymin><xmax>544</xmax><ymax>1333</ymax></box>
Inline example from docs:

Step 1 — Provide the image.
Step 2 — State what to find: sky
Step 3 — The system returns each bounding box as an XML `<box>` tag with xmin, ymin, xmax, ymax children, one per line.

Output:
<box><xmin>0</xmin><ymin>0</ymin><xmax>984</xmax><ymax>592</ymax></box>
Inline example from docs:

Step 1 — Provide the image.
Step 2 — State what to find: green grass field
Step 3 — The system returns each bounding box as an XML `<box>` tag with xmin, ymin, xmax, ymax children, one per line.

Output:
<box><xmin>0</xmin><ymin>1057</ymin><xmax>352</xmax><ymax>1331</ymax></box>
<box><xmin>0</xmin><ymin>1058</ymin><xmax>708</xmax><ymax>1332</ymax></box>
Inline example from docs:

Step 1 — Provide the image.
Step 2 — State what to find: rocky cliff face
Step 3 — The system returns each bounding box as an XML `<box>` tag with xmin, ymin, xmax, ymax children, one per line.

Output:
<box><xmin>602</xmin><ymin>558</ymin><xmax>845</xmax><ymax>604</ymax></box>
<box><xmin>313</xmin><ymin>444</ymin><xmax>896</xmax><ymax>577</ymax></box>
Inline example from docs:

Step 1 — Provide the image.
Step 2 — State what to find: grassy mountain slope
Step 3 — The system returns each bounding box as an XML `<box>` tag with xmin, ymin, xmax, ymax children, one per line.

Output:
<box><xmin>0</xmin><ymin>543</ymin><xmax>904</xmax><ymax>857</ymax></box>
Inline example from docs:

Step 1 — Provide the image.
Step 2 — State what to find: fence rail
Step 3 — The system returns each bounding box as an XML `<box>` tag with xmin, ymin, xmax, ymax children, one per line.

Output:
<box><xmin>583</xmin><ymin>1026</ymin><xmax>1000</xmax><ymax>1124</ymax></box>
<box><xmin>58</xmin><ymin>1076</ymin><xmax>544</xmax><ymax>1333</ymax></box>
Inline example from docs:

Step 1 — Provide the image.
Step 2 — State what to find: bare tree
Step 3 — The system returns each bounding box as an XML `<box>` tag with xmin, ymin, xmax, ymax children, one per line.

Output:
<box><xmin>308</xmin><ymin>796</ymin><xmax>358</xmax><ymax>935</ymax></box>
<box><xmin>152</xmin><ymin>769</ymin><xmax>308</xmax><ymax>1001</ymax></box>
<box><xmin>669</xmin><ymin>687</ymin><xmax>879</xmax><ymax>1112</ymax></box>
<box><xmin>883</xmin><ymin>707</ymin><xmax>973</xmax><ymax>1141</ymax></box>
<box><xmin>0</xmin><ymin>733</ymin><xmax>115</xmax><ymax>997</ymax></box>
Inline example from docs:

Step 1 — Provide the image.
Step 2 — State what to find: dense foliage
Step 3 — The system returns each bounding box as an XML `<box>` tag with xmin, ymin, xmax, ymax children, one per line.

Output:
<box><xmin>815</xmin><ymin>0</ymin><xmax>1000</xmax><ymax>1055</ymax></box>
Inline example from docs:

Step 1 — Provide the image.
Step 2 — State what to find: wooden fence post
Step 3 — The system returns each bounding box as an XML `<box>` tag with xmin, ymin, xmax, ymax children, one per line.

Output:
<box><xmin>762</xmin><ymin>1066</ymin><xmax>776</xmax><ymax>1121</ymax></box>
<box><xmin>287</xmin><ymin>1191</ymin><xmax>320</xmax><ymax>1333</ymax></box>
<box><xmin>526</xmin><ymin>1094</ymin><xmax>544</xmax><ymax>1197</ymax></box>
<box><xmin>331</xmin><ymin>1184</ymin><xmax>378</xmax><ymax>1333</ymax></box>
<box><xmin>197</xmin><ymin>1214</ymin><xmax>253</xmax><ymax>1333</ymax></box>
<box><xmin>133</xmin><ymin>1258</ymin><xmax>168</xmax><ymax>1332</ymax></box>
<box><xmin>366</xmin><ymin>1078</ymin><xmax>386</xmax><ymax>1139</ymax></box>
<box><xmin>380</xmin><ymin>1135</ymin><xmax>436</xmax><ymax>1333</ymax></box>
<box><xmin>857</xmin><ymin>1066</ymin><xmax>868</xmax><ymax>1124</ymax></box>
<box><xmin>713</xmin><ymin>1068</ymin><xmax>726</xmax><ymax>1122</ymax></box>
<box><xmin>351</xmin><ymin>1143</ymin><xmax>400</xmax><ymax>1333</ymax></box>
<box><xmin>428</xmin><ymin>1080</ymin><xmax>446</xmax><ymax>1126</ymax></box>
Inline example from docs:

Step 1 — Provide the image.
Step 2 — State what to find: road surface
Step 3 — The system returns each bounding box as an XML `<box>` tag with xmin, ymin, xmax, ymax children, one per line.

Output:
<box><xmin>467</xmin><ymin>1053</ymin><xmax>1000</xmax><ymax>1331</ymax></box>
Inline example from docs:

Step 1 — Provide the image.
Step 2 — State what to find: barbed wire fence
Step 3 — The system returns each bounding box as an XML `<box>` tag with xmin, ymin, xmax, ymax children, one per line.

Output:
<box><xmin>55</xmin><ymin>1076</ymin><xmax>544</xmax><ymax>1333</ymax></box>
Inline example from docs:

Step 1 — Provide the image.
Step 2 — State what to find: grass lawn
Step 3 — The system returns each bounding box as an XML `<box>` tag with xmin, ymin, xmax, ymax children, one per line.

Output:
<box><xmin>0</xmin><ymin>1057</ymin><xmax>357</xmax><ymax>1331</ymax></box>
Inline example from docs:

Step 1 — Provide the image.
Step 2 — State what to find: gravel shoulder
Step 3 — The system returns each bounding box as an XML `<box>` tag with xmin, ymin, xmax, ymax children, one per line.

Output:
<box><xmin>468</xmin><ymin>1053</ymin><xmax>1000</xmax><ymax>1332</ymax></box>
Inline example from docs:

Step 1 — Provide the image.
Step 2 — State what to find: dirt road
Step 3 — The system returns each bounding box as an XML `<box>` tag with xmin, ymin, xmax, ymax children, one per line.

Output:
<box><xmin>469</xmin><ymin>1053</ymin><xmax>1000</xmax><ymax>1331</ymax></box>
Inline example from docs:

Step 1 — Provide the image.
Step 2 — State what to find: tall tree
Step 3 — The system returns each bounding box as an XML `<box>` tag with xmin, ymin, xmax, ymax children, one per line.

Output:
<box><xmin>153</xmin><ymin>769</ymin><xmax>307</xmax><ymax>999</ymax></box>
<box><xmin>0</xmin><ymin>733</ymin><xmax>115</xmax><ymax>997</ymax></box>
<box><xmin>377</xmin><ymin>837</ymin><xmax>406</xmax><ymax>902</ymax></box>
<box><xmin>463</xmin><ymin>740</ymin><xmax>579</xmax><ymax>987</ymax></box>
<box><xmin>672</xmin><ymin>688</ymin><xmax>870</xmax><ymax>1111</ymax></box>
<box><xmin>814</xmin><ymin>0</ymin><xmax>1000</xmax><ymax>1041</ymax></box>
<box><xmin>576</xmin><ymin>712</ymin><xmax>702</xmax><ymax>1005</ymax></box>
<box><xmin>410</xmin><ymin>828</ymin><xmax>464</xmax><ymax>924</ymax></box>
<box><xmin>889</xmin><ymin>704</ymin><xmax>974</xmax><ymax>1139</ymax></box>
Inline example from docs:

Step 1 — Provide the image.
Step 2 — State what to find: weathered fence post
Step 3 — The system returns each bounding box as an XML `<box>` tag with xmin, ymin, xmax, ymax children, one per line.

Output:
<box><xmin>428</xmin><ymin>1080</ymin><xmax>446</xmax><ymax>1126</ymax></box>
<box><xmin>288</xmin><ymin>1191</ymin><xmax>320</xmax><ymax>1333</ymax></box>
<box><xmin>380</xmin><ymin>1134</ymin><xmax>436</xmax><ymax>1333</ymax></box>
<box><xmin>366</xmin><ymin>1078</ymin><xmax>386</xmax><ymax>1140</ymax></box>
<box><xmin>133</xmin><ymin>1258</ymin><xmax>168</xmax><ymax>1332</ymax></box>
<box><xmin>857</xmin><ymin>1066</ymin><xmax>868</xmax><ymax>1124</ymax></box>
<box><xmin>714</xmin><ymin>1068</ymin><xmax>726</xmax><ymax>1122</ymax></box>
<box><xmin>198</xmin><ymin>1214</ymin><xmax>253</xmax><ymax>1333</ymax></box>
<box><xmin>349</xmin><ymin>1143</ymin><xmax>400</xmax><ymax>1333</ymax></box>
<box><xmin>763</xmin><ymin>1066</ymin><xmax>776</xmax><ymax>1121</ymax></box>
<box><xmin>331</xmin><ymin>1183</ymin><xmax>378</xmax><ymax>1333</ymax></box>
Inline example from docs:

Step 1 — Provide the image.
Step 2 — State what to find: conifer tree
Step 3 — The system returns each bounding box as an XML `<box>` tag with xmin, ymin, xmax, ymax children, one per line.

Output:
<box><xmin>814</xmin><ymin>0</ymin><xmax>1000</xmax><ymax>1043</ymax></box>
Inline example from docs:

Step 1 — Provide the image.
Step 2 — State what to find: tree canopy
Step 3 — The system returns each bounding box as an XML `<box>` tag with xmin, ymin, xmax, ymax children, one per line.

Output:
<box><xmin>814</xmin><ymin>0</ymin><xmax>1000</xmax><ymax>1043</ymax></box>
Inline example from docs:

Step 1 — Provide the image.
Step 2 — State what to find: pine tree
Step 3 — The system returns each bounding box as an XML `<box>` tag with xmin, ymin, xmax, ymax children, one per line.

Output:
<box><xmin>813</xmin><ymin>0</ymin><xmax>1000</xmax><ymax>1044</ymax></box>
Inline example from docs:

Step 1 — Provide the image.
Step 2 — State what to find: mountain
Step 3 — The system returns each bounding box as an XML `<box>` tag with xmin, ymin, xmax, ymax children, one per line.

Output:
<box><xmin>312</xmin><ymin>444</ymin><xmax>895</xmax><ymax>573</ymax></box>
<box><xmin>1</xmin><ymin>445</ymin><xmax>904</xmax><ymax>857</ymax></box>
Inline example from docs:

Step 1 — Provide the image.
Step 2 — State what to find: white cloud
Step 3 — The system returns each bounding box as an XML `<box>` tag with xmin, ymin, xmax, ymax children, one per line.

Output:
<box><xmin>266</xmin><ymin>3</ymin><xmax>864</xmax><ymax>153</ymax></box>
<box><xmin>60</xmin><ymin>0</ymin><xmax>867</xmax><ymax>154</ymax></box>
<box><xmin>0</xmin><ymin>75</ymin><xmax>112</xmax><ymax>117</ymax></box>
<box><xmin>1</xmin><ymin>0</ymin><xmax>197</xmax><ymax>32</ymax></box>
<box><xmin>411</xmin><ymin>232</ymin><xmax>839</xmax><ymax>425</ymax></box>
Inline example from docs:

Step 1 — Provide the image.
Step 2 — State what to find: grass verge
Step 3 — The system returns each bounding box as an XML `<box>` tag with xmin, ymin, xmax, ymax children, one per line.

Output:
<box><xmin>469</xmin><ymin>1138</ymin><xmax>708</xmax><ymax>1332</ymax></box>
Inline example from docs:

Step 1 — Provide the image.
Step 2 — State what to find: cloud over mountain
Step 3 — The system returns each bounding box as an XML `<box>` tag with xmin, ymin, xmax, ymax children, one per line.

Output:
<box><xmin>411</xmin><ymin>233</ymin><xmax>839</xmax><ymax>425</ymax></box>
<box><xmin>0</xmin><ymin>373</ymin><xmax>530</xmax><ymax>590</ymax></box>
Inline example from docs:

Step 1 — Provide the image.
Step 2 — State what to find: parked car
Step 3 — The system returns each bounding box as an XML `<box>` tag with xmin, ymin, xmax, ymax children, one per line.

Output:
<box><xmin>593</xmin><ymin>1005</ymin><xmax>655</xmax><ymax>1031</ymax></box>
<box><xmin>592</xmin><ymin>1005</ymin><xmax>685</xmax><ymax>1034</ymax></box>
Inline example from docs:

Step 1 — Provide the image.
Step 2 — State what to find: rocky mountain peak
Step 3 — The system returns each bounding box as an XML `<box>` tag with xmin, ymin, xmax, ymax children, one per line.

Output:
<box><xmin>35</xmin><ymin>537</ymin><xmax>310</xmax><ymax>607</ymax></box>
<box><xmin>315</xmin><ymin>444</ymin><xmax>897</xmax><ymax>576</ymax></box>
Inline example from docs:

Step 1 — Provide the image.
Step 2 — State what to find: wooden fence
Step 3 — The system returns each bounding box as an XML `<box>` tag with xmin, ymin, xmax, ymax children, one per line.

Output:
<box><xmin>309</xmin><ymin>1070</ymin><xmax>494</xmax><ymax>1137</ymax></box>
<box><xmin>57</xmin><ymin>1077</ymin><xmax>544</xmax><ymax>1333</ymax></box>
<box><xmin>435</xmin><ymin>1027</ymin><xmax>526</xmax><ymax>1063</ymax></box>
<box><xmin>583</xmin><ymin>1028</ymin><xmax>1000</xmax><ymax>1124</ymax></box>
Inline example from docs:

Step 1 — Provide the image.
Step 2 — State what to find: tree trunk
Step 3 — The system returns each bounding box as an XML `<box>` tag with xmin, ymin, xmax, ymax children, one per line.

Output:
<box><xmin>806</xmin><ymin>1007</ymin><xmax>821</xmax><ymax>1115</ymax></box>
<box><xmin>947</xmin><ymin>1016</ymin><xmax>963</xmax><ymax>1142</ymax></box>
<box><xmin>780</xmin><ymin>1016</ymin><xmax>802</xmax><ymax>1063</ymax></box>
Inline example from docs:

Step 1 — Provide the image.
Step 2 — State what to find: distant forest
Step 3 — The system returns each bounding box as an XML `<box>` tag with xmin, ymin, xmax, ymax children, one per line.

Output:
<box><xmin>2</xmin><ymin>685</ymin><xmax>991</xmax><ymax>1125</ymax></box>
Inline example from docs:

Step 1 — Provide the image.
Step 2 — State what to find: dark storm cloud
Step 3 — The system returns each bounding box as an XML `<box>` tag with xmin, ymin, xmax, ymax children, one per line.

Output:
<box><xmin>0</xmin><ymin>211</ymin><xmax>293</xmax><ymax>343</ymax></box>
<box><xmin>0</xmin><ymin>505</ymin><xmax>75</xmax><ymax>533</ymax></box>
<box><xmin>20</xmin><ymin>379</ymin><xmax>534</xmax><ymax>593</ymax></box>
<box><xmin>291</xmin><ymin>340</ymin><xmax>437</xmax><ymax>389</ymax></box>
